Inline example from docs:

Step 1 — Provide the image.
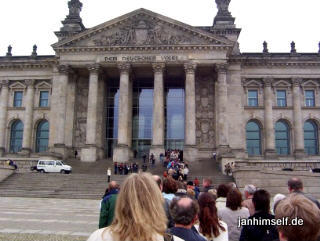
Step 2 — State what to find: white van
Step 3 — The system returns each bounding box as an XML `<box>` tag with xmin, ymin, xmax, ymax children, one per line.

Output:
<box><xmin>36</xmin><ymin>160</ymin><xmax>72</xmax><ymax>174</ymax></box>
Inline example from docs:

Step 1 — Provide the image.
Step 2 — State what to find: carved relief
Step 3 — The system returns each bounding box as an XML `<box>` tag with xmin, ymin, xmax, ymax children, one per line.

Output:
<box><xmin>92</xmin><ymin>18</ymin><xmax>194</xmax><ymax>46</ymax></box>
<box><xmin>196</xmin><ymin>76</ymin><xmax>215</xmax><ymax>149</ymax></box>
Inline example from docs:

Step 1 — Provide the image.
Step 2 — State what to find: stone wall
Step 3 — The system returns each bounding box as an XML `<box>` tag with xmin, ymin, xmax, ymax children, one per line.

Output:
<box><xmin>74</xmin><ymin>76</ymin><xmax>89</xmax><ymax>149</ymax></box>
<box><xmin>195</xmin><ymin>75</ymin><xmax>215</xmax><ymax>153</ymax></box>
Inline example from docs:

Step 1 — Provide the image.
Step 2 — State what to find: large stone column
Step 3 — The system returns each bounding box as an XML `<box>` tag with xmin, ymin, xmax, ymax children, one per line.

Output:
<box><xmin>216</xmin><ymin>64</ymin><xmax>231</xmax><ymax>155</ymax></box>
<box><xmin>81</xmin><ymin>64</ymin><xmax>100</xmax><ymax>162</ymax></box>
<box><xmin>150</xmin><ymin>63</ymin><xmax>165</xmax><ymax>161</ymax></box>
<box><xmin>184</xmin><ymin>63</ymin><xmax>198</xmax><ymax>161</ymax></box>
<box><xmin>49</xmin><ymin>65</ymin><xmax>70</xmax><ymax>158</ymax></box>
<box><xmin>292</xmin><ymin>78</ymin><xmax>305</xmax><ymax>158</ymax></box>
<box><xmin>113</xmin><ymin>63</ymin><xmax>131</xmax><ymax>162</ymax></box>
<box><xmin>21</xmin><ymin>79</ymin><xmax>35</xmax><ymax>156</ymax></box>
<box><xmin>0</xmin><ymin>80</ymin><xmax>9</xmax><ymax>157</ymax></box>
<box><xmin>263</xmin><ymin>78</ymin><xmax>276</xmax><ymax>158</ymax></box>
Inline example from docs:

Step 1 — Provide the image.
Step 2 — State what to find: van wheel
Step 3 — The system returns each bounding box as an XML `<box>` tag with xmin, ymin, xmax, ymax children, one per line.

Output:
<box><xmin>40</xmin><ymin>169</ymin><xmax>45</xmax><ymax>173</ymax></box>
<box><xmin>60</xmin><ymin>170</ymin><xmax>65</xmax><ymax>174</ymax></box>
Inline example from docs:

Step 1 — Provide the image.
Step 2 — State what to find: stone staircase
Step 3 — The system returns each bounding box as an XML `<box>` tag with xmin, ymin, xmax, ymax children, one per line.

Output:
<box><xmin>0</xmin><ymin>158</ymin><xmax>233</xmax><ymax>199</ymax></box>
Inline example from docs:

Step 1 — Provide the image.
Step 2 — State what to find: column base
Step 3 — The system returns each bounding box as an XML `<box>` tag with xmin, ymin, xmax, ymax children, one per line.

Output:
<box><xmin>19</xmin><ymin>148</ymin><xmax>32</xmax><ymax>157</ymax></box>
<box><xmin>0</xmin><ymin>147</ymin><xmax>5</xmax><ymax>157</ymax></box>
<box><xmin>294</xmin><ymin>149</ymin><xmax>305</xmax><ymax>159</ymax></box>
<box><xmin>53</xmin><ymin>144</ymin><xmax>68</xmax><ymax>159</ymax></box>
<box><xmin>264</xmin><ymin>149</ymin><xmax>277</xmax><ymax>159</ymax></box>
<box><xmin>184</xmin><ymin>145</ymin><xmax>198</xmax><ymax>162</ymax></box>
<box><xmin>81</xmin><ymin>145</ymin><xmax>98</xmax><ymax>162</ymax></box>
<box><xmin>113</xmin><ymin>144</ymin><xmax>131</xmax><ymax>163</ymax></box>
<box><xmin>149</xmin><ymin>145</ymin><xmax>165</xmax><ymax>162</ymax></box>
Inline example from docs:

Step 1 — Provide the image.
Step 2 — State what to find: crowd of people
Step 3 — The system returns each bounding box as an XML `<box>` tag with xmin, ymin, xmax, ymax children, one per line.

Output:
<box><xmin>90</xmin><ymin>173</ymin><xmax>320</xmax><ymax>241</ymax></box>
<box><xmin>163</xmin><ymin>149</ymin><xmax>189</xmax><ymax>182</ymax></box>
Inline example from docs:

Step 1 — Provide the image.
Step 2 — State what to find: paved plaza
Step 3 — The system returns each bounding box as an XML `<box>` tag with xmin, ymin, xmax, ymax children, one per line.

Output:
<box><xmin>0</xmin><ymin>197</ymin><xmax>100</xmax><ymax>240</ymax></box>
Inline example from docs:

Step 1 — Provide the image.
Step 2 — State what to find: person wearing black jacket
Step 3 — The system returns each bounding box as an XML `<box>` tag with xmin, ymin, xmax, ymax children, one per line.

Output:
<box><xmin>240</xmin><ymin>189</ymin><xmax>279</xmax><ymax>241</ymax></box>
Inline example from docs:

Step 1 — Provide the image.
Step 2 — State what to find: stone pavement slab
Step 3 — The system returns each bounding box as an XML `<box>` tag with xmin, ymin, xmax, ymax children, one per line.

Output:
<box><xmin>0</xmin><ymin>197</ymin><xmax>100</xmax><ymax>240</ymax></box>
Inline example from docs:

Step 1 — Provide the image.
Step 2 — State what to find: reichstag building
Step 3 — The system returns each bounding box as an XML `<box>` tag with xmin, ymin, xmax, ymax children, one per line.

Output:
<box><xmin>1</xmin><ymin>0</ymin><xmax>320</xmax><ymax>164</ymax></box>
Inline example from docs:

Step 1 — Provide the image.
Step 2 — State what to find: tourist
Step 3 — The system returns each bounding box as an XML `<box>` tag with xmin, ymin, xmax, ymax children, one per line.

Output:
<box><xmin>241</xmin><ymin>184</ymin><xmax>256</xmax><ymax>216</ymax></box>
<box><xmin>163</xmin><ymin>177</ymin><xmax>178</xmax><ymax>201</ymax></box>
<box><xmin>239</xmin><ymin>189</ymin><xmax>278</xmax><ymax>241</ymax></box>
<box><xmin>153</xmin><ymin>175</ymin><xmax>175</xmax><ymax>229</ymax></box>
<box><xmin>142</xmin><ymin>153</ymin><xmax>147</xmax><ymax>163</ymax></box>
<box><xmin>216</xmin><ymin>184</ymin><xmax>230</xmax><ymax>210</ymax></box>
<box><xmin>124</xmin><ymin>163</ymin><xmax>128</xmax><ymax>175</ymax></box>
<box><xmin>275</xmin><ymin>194</ymin><xmax>320</xmax><ymax>241</ymax></box>
<box><xmin>107</xmin><ymin>168</ymin><xmax>111</xmax><ymax>183</ymax></box>
<box><xmin>183</xmin><ymin>164</ymin><xmax>189</xmax><ymax>181</ymax></box>
<box><xmin>74</xmin><ymin>149</ymin><xmax>78</xmax><ymax>159</ymax></box>
<box><xmin>118</xmin><ymin>163</ymin><xmax>123</xmax><ymax>175</ymax></box>
<box><xmin>201</xmin><ymin>178</ymin><xmax>214</xmax><ymax>193</ymax></box>
<box><xmin>8</xmin><ymin>160</ymin><xmax>18</xmax><ymax>170</ymax></box>
<box><xmin>99</xmin><ymin>181</ymin><xmax>119</xmax><ymax>229</ymax></box>
<box><xmin>113</xmin><ymin>162</ymin><xmax>118</xmax><ymax>175</ymax></box>
<box><xmin>194</xmin><ymin>177</ymin><xmax>200</xmax><ymax>187</ymax></box>
<box><xmin>195</xmin><ymin>192</ymin><xmax>228</xmax><ymax>241</ymax></box>
<box><xmin>218</xmin><ymin>188</ymin><xmax>250</xmax><ymax>241</ymax></box>
<box><xmin>168</xmin><ymin>197</ymin><xmax>207</xmax><ymax>241</ymax></box>
<box><xmin>88</xmin><ymin>173</ymin><xmax>183</xmax><ymax>241</ymax></box>
<box><xmin>160</xmin><ymin>153</ymin><xmax>164</xmax><ymax>166</ymax></box>
<box><xmin>272</xmin><ymin>193</ymin><xmax>286</xmax><ymax>214</ymax></box>
<box><xmin>287</xmin><ymin>177</ymin><xmax>320</xmax><ymax>209</ymax></box>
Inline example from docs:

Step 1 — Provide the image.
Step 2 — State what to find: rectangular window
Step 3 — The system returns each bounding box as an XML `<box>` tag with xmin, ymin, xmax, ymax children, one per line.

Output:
<box><xmin>305</xmin><ymin>90</ymin><xmax>315</xmax><ymax>107</ymax></box>
<box><xmin>248</xmin><ymin>90</ymin><xmax>258</xmax><ymax>106</ymax></box>
<box><xmin>13</xmin><ymin>91</ymin><xmax>23</xmax><ymax>107</ymax></box>
<box><xmin>39</xmin><ymin>91</ymin><xmax>49</xmax><ymax>107</ymax></box>
<box><xmin>277</xmin><ymin>90</ymin><xmax>287</xmax><ymax>107</ymax></box>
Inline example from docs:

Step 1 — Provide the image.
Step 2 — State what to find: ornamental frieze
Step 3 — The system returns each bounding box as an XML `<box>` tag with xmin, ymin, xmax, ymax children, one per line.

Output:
<box><xmin>92</xmin><ymin>19</ymin><xmax>193</xmax><ymax>46</ymax></box>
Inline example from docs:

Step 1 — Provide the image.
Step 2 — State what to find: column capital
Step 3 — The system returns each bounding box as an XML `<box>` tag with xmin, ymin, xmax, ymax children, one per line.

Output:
<box><xmin>152</xmin><ymin>63</ymin><xmax>165</xmax><ymax>73</ymax></box>
<box><xmin>263</xmin><ymin>78</ymin><xmax>273</xmax><ymax>87</ymax></box>
<box><xmin>292</xmin><ymin>78</ymin><xmax>302</xmax><ymax>87</ymax></box>
<box><xmin>184</xmin><ymin>63</ymin><xmax>197</xmax><ymax>74</ymax></box>
<box><xmin>88</xmin><ymin>64</ymin><xmax>101</xmax><ymax>74</ymax></box>
<box><xmin>0</xmin><ymin>80</ymin><xmax>9</xmax><ymax>87</ymax></box>
<box><xmin>216</xmin><ymin>63</ymin><xmax>228</xmax><ymax>74</ymax></box>
<box><xmin>57</xmin><ymin>65</ymin><xmax>72</xmax><ymax>74</ymax></box>
<box><xmin>117</xmin><ymin>62</ymin><xmax>131</xmax><ymax>74</ymax></box>
<box><xmin>25</xmin><ymin>79</ymin><xmax>35</xmax><ymax>87</ymax></box>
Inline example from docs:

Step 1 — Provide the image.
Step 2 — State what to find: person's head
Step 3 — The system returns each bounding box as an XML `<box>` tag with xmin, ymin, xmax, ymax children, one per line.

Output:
<box><xmin>252</xmin><ymin>189</ymin><xmax>270</xmax><ymax>213</ymax></box>
<box><xmin>217</xmin><ymin>184</ymin><xmax>230</xmax><ymax>198</ymax></box>
<box><xmin>208</xmin><ymin>189</ymin><xmax>217</xmax><ymax>200</ymax></box>
<box><xmin>109</xmin><ymin>181</ymin><xmax>119</xmax><ymax>191</ymax></box>
<box><xmin>198</xmin><ymin>192</ymin><xmax>225</xmax><ymax>238</ymax></box>
<box><xmin>203</xmin><ymin>178</ymin><xmax>213</xmax><ymax>188</ymax></box>
<box><xmin>288</xmin><ymin>177</ymin><xmax>303</xmax><ymax>193</ymax></box>
<box><xmin>153</xmin><ymin>175</ymin><xmax>162</xmax><ymax>191</ymax></box>
<box><xmin>187</xmin><ymin>188</ymin><xmax>195</xmax><ymax>198</ymax></box>
<box><xmin>244</xmin><ymin>184</ymin><xmax>256</xmax><ymax>199</ymax></box>
<box><xmin>109</xmin><ymin>173</ymin><xmax>167</xmax><ymax>241</ymax></box>
<box><xmin>226</xmin><ymin>188</ymin><xmax>243</xmax><ymax>211</ymax></box>
<box><xmin>272</xmin><ymin>193</ymin><xmax>286</xmax><ymax>213</ymax></box>
<box><xmin>162</xmin><ymin>177</ymin><xmax>178</xmax><ymax>194</ymax></box>
<box><xmin>170</xmin><ymin>197</ymin><xmax>199</xmax><ymax>227</ymax></box>
<box><xmin>275</xmin><ymin>194</ymin><xmax>320</xmax><ymax>241</ymax></box>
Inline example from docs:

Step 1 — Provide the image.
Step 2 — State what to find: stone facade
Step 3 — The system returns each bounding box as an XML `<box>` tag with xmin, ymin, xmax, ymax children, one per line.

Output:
<box><xmin>0</xmin><ymin>0</ymin><xmax>320</xmax><ymax>167</ymax></box>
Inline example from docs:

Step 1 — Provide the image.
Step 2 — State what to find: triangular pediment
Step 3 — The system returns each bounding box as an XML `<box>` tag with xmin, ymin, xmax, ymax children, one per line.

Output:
<box><xmin>273</xmin><ymin>80</ymin><xmax>291</xmax><ymax>88</ymax></box>
<box><xmin>9</xmin><ymin>82</ymin><xmax>26</xmax><ymax>90</ymax></box>
<box><xmin>36</xmin><ymin>81</ymin><xmax>51</xmax><ymax>89</ymax></box>
<box><xmin>52</xmin><ymin>8</ymin><xmax>234</xmax><ymax>50</ymax></box>
<box><xmin>302</xmin><ymin>80</ymin><xmax>319</xmax><ymax>88</ymax></box>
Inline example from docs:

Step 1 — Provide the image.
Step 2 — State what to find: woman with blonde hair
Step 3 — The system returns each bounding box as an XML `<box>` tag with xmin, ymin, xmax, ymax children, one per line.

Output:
<box><xmin>87</xmin><ymin>172</ymin><xmax>183</xmax><ymax>241</ymax></box>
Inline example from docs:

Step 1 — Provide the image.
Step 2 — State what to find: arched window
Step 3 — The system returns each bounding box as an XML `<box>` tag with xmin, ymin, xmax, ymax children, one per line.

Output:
<box><xmin>10</xmin><ymin>120</ymin><xmax>23</xmax><ymax>153</ymax></box>
<box><xmin>304</xmin><ymin>120</ymin><xmax>318</xmax><ymax>155</ymax></box>
<box><xmin>246</xmin><ymin>121</ymin><xmax>261</xmax><ymax>156</ymax></box>
<box><xmin>275</xmin><ymin>121</ymin><xmax>290</xmax><ymax>155</ymax></box>
<box><xmin>36</xmin><ymin>120</ymin><xmax>49</xmax><ymax>153</ymax></box>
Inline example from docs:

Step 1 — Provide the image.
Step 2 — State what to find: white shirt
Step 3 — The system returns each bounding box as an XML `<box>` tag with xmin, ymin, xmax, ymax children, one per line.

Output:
<box><xmin>194</xmin><ymin>221</ymin><xmax>228</xmax><ymax>241</ymax></box>
<box><xmin>107</xmin><ymin>169</ymin><xmax>111</xmax><ymax>176</ymax></box>
<box><xmin>87</xmin><ymin>227</ymin><xmax>184</xmax><ymax>241</ymax></box>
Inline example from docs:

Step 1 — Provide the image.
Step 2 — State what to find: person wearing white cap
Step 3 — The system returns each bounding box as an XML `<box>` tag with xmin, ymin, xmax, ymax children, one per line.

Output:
<box><xmin>241</xmin><ymin>184</ymin><xmax>256</xmax><ymax>216</ymax></box>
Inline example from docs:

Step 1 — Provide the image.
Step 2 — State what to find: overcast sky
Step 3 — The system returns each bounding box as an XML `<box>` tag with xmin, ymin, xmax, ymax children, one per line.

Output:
<box><xmin>0</xmin><ymin>0</ymin><xmax>319</xmax><ymax>56</ymax></box>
